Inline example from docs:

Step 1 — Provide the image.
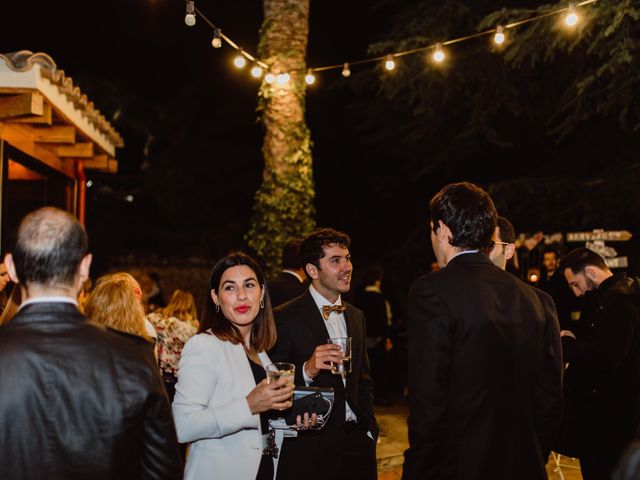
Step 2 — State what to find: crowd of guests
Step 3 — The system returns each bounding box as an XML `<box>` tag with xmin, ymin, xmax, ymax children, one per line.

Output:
<box><xmin>1</xmin><ymin>183</ymin><xmax>639</xmax><ymax>479</ymax></box>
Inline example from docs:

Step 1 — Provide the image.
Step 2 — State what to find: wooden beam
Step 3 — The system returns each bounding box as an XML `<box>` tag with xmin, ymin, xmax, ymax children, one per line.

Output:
<box><xmin>0</xmin><ymin>92</ymin><xmax>44</xmax><ymax>119</ymax></box>
<box><xmin>10</xmin><ymin>103</ymin><xmax>53</xmax><ymax>125</ymax></box>
<box><xmin>57</xmin><ymin>142</ymin><xmax>93</xmax><ymax>158</ymax></box>
<box><xmin>33</xmin><ymin>126</ymin><xmax>76</xmax><ymax>144</ymax></box>
<box><xmin>108</xmin><ymin>158</ymin><xmax>118</xmax><ymax>173</ymax></box>
<box><xmin>82</xmin><ymin>155</ymin><xmax>108</xmax><ymax>170</ymax></box>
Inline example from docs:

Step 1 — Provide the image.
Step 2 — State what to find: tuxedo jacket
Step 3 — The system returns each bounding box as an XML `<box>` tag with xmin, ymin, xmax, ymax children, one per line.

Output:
<box><xmin>270</xmin><ymin>290</ymin><xmax>377</xmax><ymax>434</ymax></box>
<box><xmin>403</xmin><ymin>253</ymin><xmax>563</xmax><ymax>480</ymax></box>
<box><xmin>267</xmin><ymin>272</ymin><xmax>308</xmax><ymax>308</ymax></box>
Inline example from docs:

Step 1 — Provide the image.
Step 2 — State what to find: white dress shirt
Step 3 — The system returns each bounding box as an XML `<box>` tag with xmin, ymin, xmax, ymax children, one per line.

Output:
<box><xmin>304</xmin><ymin>285</ymin><xmax>357</xmax><ymax>422</ymax></box>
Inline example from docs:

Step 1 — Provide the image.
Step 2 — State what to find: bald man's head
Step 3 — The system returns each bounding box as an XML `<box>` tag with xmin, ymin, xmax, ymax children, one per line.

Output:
<box><xmin>11</xmin><ymin>207</ymin><xmax>88</xmax><ymax>289</ymax></box>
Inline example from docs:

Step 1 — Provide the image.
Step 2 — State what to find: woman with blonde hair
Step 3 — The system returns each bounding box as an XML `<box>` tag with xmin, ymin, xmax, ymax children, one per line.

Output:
<box><xmin>84</xmin><ymin>273</ymin><xmax>156</xmax><ymax>357</ymax></box>
<box><xmin>147</xmin><ymin>289</ymin><xmax>199</xmax><ymax>400</ymax></box>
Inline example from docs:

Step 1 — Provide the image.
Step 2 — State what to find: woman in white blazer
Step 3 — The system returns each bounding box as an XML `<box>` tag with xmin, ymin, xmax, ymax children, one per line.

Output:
<box><xmin>173</xmin><ymin>252</ymin><xmax>294</xmax><ymax>480</ymax></box>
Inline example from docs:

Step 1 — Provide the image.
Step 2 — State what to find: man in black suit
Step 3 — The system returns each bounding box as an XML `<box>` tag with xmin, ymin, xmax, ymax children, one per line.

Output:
<box><xmin>0</xmin><ymin>207</ymin><xmax>181</xmax><ymax>479</ymax></box>
<box><xmin>268</xmin><ymin>240</ymin><xmax>308</xmax><ymax>308</ymax></box>
<box><xmin>270</xmin><ymin>228</ymin><xmax>378</xmax><ymax>480</ymax></box>
<box><xmin>558</xmin><ymin>248</ymin><xmax>640</xmax><ymax>480</ymax></box>
<box><xmin>402</xmin><ymin>182</ymin><xmax>563</xmax><ymax>480</ymax></box>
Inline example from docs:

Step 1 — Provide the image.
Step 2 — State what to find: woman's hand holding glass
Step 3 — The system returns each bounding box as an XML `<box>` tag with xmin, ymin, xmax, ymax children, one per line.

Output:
<box><xmin>246</xmin><ymin>378</ymin><xmax>294</xmax><ymax>414</ymax></box>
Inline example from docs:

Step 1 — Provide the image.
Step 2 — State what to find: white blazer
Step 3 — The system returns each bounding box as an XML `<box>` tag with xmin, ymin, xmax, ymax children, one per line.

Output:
<box><xmin>173</xmin><ymin>333</ymin><xmax>279</xmax><ymax>480</ymax></box>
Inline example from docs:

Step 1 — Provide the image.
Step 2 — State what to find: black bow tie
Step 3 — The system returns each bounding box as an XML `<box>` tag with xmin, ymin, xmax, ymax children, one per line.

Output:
<box><xmin>322</xmin><ymin>304</ymin><xmax>346</xmax><ymax>320</ymax></box>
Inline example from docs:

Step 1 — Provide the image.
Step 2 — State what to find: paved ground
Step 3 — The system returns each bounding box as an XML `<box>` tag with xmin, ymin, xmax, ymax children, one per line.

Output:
<box><xmin>375</xmin><ymin>399</ymin><xmax>583</xmax><ymax>480</ymax></box>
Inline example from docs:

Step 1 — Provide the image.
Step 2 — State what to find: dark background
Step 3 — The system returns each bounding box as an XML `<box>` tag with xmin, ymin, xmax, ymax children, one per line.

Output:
<box><xmin>3</xmin><ymin>0</ymin><xmax>639</xmax><ymax>316</ymax></box>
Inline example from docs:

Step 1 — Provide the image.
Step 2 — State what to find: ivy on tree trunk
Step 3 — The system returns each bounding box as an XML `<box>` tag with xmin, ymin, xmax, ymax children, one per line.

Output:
<box><xmin>247</xmin><ymin>0</ymin><xmax>315</xmax><ymax>277</ymax></box>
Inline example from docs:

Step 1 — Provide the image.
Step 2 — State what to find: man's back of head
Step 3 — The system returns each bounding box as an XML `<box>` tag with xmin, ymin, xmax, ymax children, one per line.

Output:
<box><xmin>281</xmin><ymin>240</ymin><xmax>303</xmax><ymax>271</ymax></box>
<box><xmin>8</xmin><ymin>207</ymin><xmax>88</xmax><ymax>294</ymax></box>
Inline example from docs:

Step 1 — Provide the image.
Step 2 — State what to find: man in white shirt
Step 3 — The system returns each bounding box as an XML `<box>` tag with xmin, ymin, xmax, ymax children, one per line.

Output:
<box><xmin>270</xmin><ymin>227</ymin><xmax>378</xmax><ymax>480</ymax></box>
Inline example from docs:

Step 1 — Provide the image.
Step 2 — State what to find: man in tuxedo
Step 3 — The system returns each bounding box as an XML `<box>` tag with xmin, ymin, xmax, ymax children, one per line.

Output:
<box><xmin>403</xmin><ymin>183</ymin><xmax>563</xmax><ymax>480</ymax></box>
<box><xmin>558</xmin><ymin>248</ymin><xmax>640</xmax><ymax>479</ymax></box>
<box><xmin>268</xmin><ymin>240</ymin><xmax>308</xmax><ymax>308</ymax></box>
<box><xmin>0</xmin><ymin>207</ymin><xmax>181</xmax><ymax>479</ymax></box>
<box><xmin>488</xmin><ymin>216</ymin><xmax>564</xmax><ymax>462</ymax></box>
<box><xmin>270</xmin><ymin>228</ymin><xmax>378</xmax><ymax>480</ymax></box>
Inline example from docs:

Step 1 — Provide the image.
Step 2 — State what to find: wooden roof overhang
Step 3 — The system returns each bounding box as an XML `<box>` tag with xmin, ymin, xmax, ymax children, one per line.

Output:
<box><xmin>0</xmin><ymin>51</ymin><xmax>123</xmax><ymax>179</ymax></box>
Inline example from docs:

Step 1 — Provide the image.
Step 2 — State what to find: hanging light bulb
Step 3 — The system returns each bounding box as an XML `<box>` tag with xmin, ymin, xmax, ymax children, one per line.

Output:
<box><xmin>233</xmin><ymin>50</ymin><xmax>246</xmax><ymax>69</ymax></box>
<box><xmin>385</xmin><ymin>55</ymin><xmax>396</xmax><ymax>71</ymax></box>
<box><xmin>433</xmin><ymin>44</ymin><xmax>446</xmax><ymax>63</ymax></box>
<box><xmin>251</xmin><ymin>65</ymin><xmax>263</xmax><ymax>78</ymax></box>
<box><xmin>264</xmin><ymin>73</ymin><xmax>276</xmax><ymax>84</ymax></box>
<box><xmin>184</xmin><ymin>0</ymin><xmax>196</xmax><ymax>26</ymax></box>
<box><xmin>211</xmin><ymin>29</ymin><xmax>222</xmax><ymax>48</ymax></box>
<box><xmin>305</xmin><ymin>69</ymin><xmax>316</xmax><ymax>85</ymax></box>
<box><xmin>493</xmin><ymin>26</ymin><xmax>506</xmax><ymax>45</ymax></box>
<box><xmin>565</xmin><ymin>4</ymin><xmax>578</xmax><ymax>27</ymax></box>
<box><xmin>342</xmin><ymin>62</ymin><xmax>351</xmax><ymax>78</ymax></box>
<box><xmin>276</xmin><ymin>73</ymin><xmax>290</xmax><ymax>85</ymax></box>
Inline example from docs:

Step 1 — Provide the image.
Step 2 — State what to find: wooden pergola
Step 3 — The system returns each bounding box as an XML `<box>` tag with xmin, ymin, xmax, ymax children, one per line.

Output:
<box><xmin>0</xmin><ymin>50</ymin><xmax>122</xmax><ymax>251</ymax></box>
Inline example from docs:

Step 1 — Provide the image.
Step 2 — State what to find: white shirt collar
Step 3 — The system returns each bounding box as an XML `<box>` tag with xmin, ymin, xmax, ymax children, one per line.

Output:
<box><xmin>19</xmin><ymin>296</ymin><xmax>78</xmax><ymax>312</ymax></box>
<box><xmin>450</xmin><ymin>249</ymin><xmax>479</xmax><ymax>262</ymax></box>
<box><xmin>308</xmin><ymin>284</ymin><xmax>342</xmax><ymax>310</ymax></box>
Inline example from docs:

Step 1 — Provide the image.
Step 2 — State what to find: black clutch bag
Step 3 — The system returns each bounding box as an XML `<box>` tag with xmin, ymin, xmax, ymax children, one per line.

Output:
<box><xmin>283</xmin><ymin>386</ymin><xmax>334</xmax><ymax>426</ymax></box>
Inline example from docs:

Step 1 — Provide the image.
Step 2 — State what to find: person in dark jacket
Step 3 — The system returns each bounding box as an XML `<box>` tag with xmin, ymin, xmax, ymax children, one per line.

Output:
<box><xmin>558</xmin><ymin>248</ymin><xmax>640</xmax><ymax>480</ymax></box>
<box><xmin>268</xmin><ymin>240</ymin><xmax>308</xmax><ymax>308</ymax></box>
<box><xmin>403</xmin><ymin>183</ymin><xmax>563</xmax><ymax>480</ymax></box>
<box><xmin>0</xmin><ymin>207</ymin><xmax>181</xmax><ymax>480</ymax></box>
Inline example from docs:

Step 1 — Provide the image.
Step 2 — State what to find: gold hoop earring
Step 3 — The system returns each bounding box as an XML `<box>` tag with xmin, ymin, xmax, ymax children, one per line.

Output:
<box><xmin>260</xmin><ymin>297</ymin><xmax>264</xmax><ymax>309</ymax></box>
<box><xmin>215</xmin><ymin>303</ymin><xmax>220</xmax><ymax>313</ymax></box>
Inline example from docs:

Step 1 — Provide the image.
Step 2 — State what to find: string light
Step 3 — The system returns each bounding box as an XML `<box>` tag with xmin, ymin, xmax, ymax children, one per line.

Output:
<box><xmin>251</xmin><ymin>65</ymin><xmax>263</xmax><ymax>78</ymax></box>
<box><xmin>211</xmin><ymin>29</ymin><xmax>222</xmax><ymax>48</ymax></box>
<box><xmin>385</xmin><ymin>55</ymin><xmax>396</xmax><ymax>71</ymax></box>
<box><xmin>565</xmin><ymin>4</ymin><xmax>579</xmax><ymax>26</ymax></box>
<box><xmin>234</xmin><ymin>50</ymin><xmax>247</xmax><ymax>69</ymax></box>
<box><xmin>276</xmin><ymin>73</ymin><xmax>291</xmax><ymax>85</ymax></box>
<box><xmin>494</xmin><ymin>26</ymin><xmax>506</xmax><ymax>45</ymax></box>
<box><xmin>184</xmin><ymin>0</ymin><xmax>196</xmax><ymax>27</ymax></box>
<box><xmin>186</xmin><ymin>0</ymin><xmax>598</xmax><ymax>85</ymax></box>
<box><xmin>305</xmin><ymin>69</ymin><xmax>316</xmax><ymax>85</ymax></box>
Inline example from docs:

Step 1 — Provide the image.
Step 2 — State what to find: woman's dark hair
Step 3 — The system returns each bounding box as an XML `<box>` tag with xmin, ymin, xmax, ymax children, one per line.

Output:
<box><xmin>430</xmin><ymin>182</ymin><xmax>496</xmax><ymax>252</ymax></box>
<box><xmin>200</xmin><ymin>252</ymin><xmax>276</xmax><ymax>352</ymax></box>
<box><xmin>299</xmin><ymin>228</ymin><xmax>351</xmax><ymax>280</ymax></box>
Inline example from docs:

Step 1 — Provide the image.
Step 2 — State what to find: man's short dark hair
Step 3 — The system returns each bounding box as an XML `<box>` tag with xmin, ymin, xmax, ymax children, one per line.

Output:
<box><xmin>542</xmin><ymin>248</ymin><xmax>558</xmax><ymax>260</ymax></box>
<box><xmin>12</xmin><ymin>207</ymin><xmax>88</xmax><ymax>287</ymax></box>
<box><xmin>496</xmin><ymin>216</ymin><xmax>516</xmax><ymax>244</ymax></box>
<box><xmin>299</xmin><ymin>228</ymin><xmax>350</xmax><ymax>279</ymax></box>
<box><xmin>560</xmin><ymin>247</ymin><xmax>608</xmax><ymax>274</ymax></box>
<box><xmin>430</xmin><ymin>182</ymin><xmax>497</xmax><ymax>251</ymax></box>
<box><xmin>281</xmin><ymin>240</ymin><xmax>303</xmax><ymax>270</ymax></box>
<box><xmin>363</xmin><ymin>265</ymin><xmax>384</xmax><ymax>286</ymax></box>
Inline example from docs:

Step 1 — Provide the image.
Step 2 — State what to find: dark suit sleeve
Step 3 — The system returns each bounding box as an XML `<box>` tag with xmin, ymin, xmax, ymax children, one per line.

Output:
<box><xmin>357</xmin><ymin>312</ymin><xmax>378</xmax><ymax>439</ymax></box>
<box><xmin>270</xmin><ymin>310</ymin><xmax>307</xmax><ymax>386</ymax></box>
<box><xmin>403</xmin><ymin>278</ymin><xmax>452</xmax><ymax>479</ymax></box>
<box><xmin>533</xmin><ymin>290</ymin><xmax>564</xmax><ymax>461</ymax></box>
<box><xmin>140</xmin><ymin>368</ymin><xmax>183</xmax><ymax>479</ymax></box>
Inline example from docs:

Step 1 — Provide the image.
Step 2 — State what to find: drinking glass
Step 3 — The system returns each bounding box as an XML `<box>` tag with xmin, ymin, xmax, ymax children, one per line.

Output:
<box><xmin>327</xmin><ymin>337</ymin><xmax>352</xmax><ymax>377</ymax></box>
<box><xmin>266</xmin><ymin>362</ymin><xmax>295</xmax><ymax>408</ymax></box>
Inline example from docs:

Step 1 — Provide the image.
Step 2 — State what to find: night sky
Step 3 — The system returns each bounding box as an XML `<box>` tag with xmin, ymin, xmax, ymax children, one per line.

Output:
<box><xmin>3</xmin><ymin>0</ymin><xmax>639</xmax><ymax>296</ymax></box>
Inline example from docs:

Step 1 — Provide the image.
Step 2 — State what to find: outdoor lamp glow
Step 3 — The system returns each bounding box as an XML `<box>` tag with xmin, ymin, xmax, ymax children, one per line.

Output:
<box><xmin>185</xmin><ymin>1</ymin><xmax>196</xmax><ymax>26</ymax></box>
<box><xmin>305</xmin><ymin>70</ymin><xmax>316</xmax><ymax>85</ymax></box>
<box><xmin>433</xmin><ymin>44</ymin><xmax>445</xmax><ymax>63</ymax></box>
<box><xmin>265</xmin><ymin>73</ymin><xmax>276</xmax><ymax>84</ymax></box>
<box><xmin>211</xmin><ymin>29</ymin><xmax>222</xmax><ymax>48</ymax></box>
<box><xmin>493</xmin><ymin>26</ymin><xmax>505</xmax><ymax>45</ymax></box>
<box><xmin>565</xmin><ymin>5</ymin><xmax>578</xmax><ymax>27</ymax></box>
<box><xmin>276</xmin><ymin>73</ymin><xmax>290</xmax><ymax>85</ymax></box>
<box><xmin>233</xmin><ymin>52</ymin><xmax>246</xmax><ymax>69</ymax></box>
<box><xmin>385</xmin><ymin>55</ymin><xmax>396</xmax><ymax>71</ymax></box>
<box><xmin>251</xmin><ymin>66</ymin><xmax>263</xmax><ymax>78</ymax></box>
<box><xmin>342</xmin><ymin>62</ymin><xmax>351</xmax><ymax>78</ymax></box>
